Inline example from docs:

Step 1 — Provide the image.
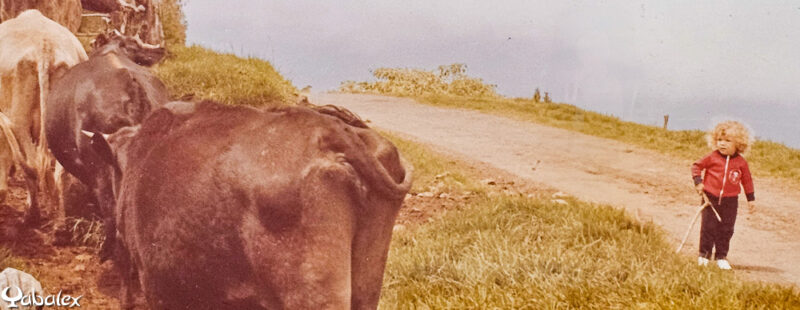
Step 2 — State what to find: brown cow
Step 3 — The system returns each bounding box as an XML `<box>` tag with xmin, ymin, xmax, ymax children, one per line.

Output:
<box><xmin>91</xmin><ymin>101</ymin><xmax>412</xmax><ymax>309</ymax></box>
<box><xmin>0</xmin><ymin>10</ymin><xmax>87</xmax><ymax>222</ymax></box>
<box><xmin>0</xmin><ymin>0</ymin><xmax>82</xmax><ymax>33</ymax></box>
<box><xmin>46</xmin><ymin>31</ymin><xmax>167</xmax><ymax>259</ymax></box>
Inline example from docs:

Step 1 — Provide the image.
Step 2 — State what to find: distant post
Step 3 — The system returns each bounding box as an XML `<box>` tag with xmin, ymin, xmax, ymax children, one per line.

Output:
<box><xmin>663</xmin><ymin>115</ymin><xmax>669</xmax><ymax>130</ymax></box>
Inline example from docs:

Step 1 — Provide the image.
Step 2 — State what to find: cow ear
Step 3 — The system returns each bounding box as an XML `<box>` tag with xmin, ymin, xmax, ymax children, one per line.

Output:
<box><xmin>89</xmin><ymin>132</ymin><xmax>119</xmax><ymax>171</ymax></box>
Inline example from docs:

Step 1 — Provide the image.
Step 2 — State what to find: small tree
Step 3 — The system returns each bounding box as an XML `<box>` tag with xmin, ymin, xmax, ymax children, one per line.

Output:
<box><xmin>544</xmin><ymin>92</ymin><xmax>551</xmax><ymax>103</ymax></box>
<box><xmin>533</xmin><ymin>88</ymin><xmax>541</xmax><ymax>103</ymax></box>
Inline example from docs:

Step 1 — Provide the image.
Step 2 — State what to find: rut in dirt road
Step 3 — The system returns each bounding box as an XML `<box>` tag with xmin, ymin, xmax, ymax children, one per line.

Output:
<box><xmin>316</xmin><ymin>93</ymin><xmax>800</xmax><ymax>287</ymax></box>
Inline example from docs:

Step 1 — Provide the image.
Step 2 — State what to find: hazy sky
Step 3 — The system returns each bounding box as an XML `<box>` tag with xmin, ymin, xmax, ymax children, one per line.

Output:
<box><xmin>183</xmin><ymin>1</ymin><xmax>800</xmax><ymax>147</ymax></box>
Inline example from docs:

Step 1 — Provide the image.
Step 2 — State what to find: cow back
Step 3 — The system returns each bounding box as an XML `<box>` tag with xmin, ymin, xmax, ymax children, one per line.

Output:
<box><xmin>0</xmin><ymin>0</ymin><xmax>82</xmax><ymax>33</ymax></box>
<box><xmin>110</xmin><ymin>101</ymin><xmax>411</xmax><ymax>309</ymax></box>
<box><xmin>0</xmin><ymin>9</ymin><xmax>87</xmax><ymax>73</ymax></box>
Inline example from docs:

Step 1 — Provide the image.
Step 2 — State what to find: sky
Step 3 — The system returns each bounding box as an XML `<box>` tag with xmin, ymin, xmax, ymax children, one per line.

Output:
<box><xmin>183</xmin><ymin>1</ymin><xmax>800</xmax><ymax>148</ymax></box>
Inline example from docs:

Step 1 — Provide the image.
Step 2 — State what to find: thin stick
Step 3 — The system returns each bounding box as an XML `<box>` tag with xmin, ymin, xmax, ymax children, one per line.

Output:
<box><xmin>702</xmin><ymin>191</ymin><xmax>722</xmax><ymax>222</ymax></box>
<box><xmin>676</xmin><ymin>200</ymin><xmax>710</xmax><ymax>253</ymax></box>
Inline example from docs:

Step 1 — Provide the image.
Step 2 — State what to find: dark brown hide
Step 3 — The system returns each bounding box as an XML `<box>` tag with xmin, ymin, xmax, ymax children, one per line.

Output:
<box><xmin>103</xmin><ymin>101</ymin><xmax>412</xmax><ymax>309</ymax></box>
<box><xmin>0</xmin><ymin>0</ymin><xmax>82</xmax><ymax>33</ymax></box>
<box><xmin>45</xmin><ymin>32</ymin><xmax>166</xmax><ymax>258</ymax></box>
<box><xmin>47</xmin><ymin>35</ymin><xmax>167</xmax><ymax>185</ymax></box>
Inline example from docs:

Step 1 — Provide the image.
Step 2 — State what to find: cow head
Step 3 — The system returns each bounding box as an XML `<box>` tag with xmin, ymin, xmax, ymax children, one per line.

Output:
<box><xmin>92</xmin><ymin>31</ymin><xmax>165</xmax><ymax>66</ymax></box>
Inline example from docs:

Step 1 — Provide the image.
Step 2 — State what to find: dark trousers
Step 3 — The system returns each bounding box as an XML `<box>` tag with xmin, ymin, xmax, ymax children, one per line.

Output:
<box><xmin>698</xmin><ymin>192</ymin><xmax>739</xmax><ymax>260</ymax></box>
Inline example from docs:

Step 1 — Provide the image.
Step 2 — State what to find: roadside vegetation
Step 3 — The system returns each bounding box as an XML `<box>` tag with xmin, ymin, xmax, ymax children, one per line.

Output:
<box><xmin>154</xmin><ymin>45</ymin><xmax>297</xmax><ymax>106</ymax></box>
<box><xmin>340</xmin><ymin>66</ymin><xmax>800</xmax><ymax>184</ymax></box>
<box><xmin>382</xmin><ymin>133</ymin><xmax>800</xmax><ymax>309</ymax></box>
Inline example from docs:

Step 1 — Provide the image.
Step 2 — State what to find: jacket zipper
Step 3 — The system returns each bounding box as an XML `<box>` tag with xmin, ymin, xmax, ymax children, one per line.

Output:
<box><xmin>718</xmin><ymin>155</ymin><xmax>730</xmax><ymax>205</ymax></box>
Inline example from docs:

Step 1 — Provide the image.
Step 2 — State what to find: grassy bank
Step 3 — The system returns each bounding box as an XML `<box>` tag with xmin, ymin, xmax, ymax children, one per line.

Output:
<box><xmin>155</xmin><ymin>45</ymin><xmax>297</xmax><ymax>106</ymax></box>
<box><xmin>341</xmin><ymin>66</ymin><xmax>800</xmax><ymax>184</ymax></box>
<box><xmin>382</xmin><ymin>133</ymin><xmax>800</xmax><ymax>309</ymax></box>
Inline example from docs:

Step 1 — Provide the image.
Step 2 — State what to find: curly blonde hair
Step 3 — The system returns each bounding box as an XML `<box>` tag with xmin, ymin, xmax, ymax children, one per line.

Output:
<box><xmin>707</xmin><ymin>120</ymin><xmax>753</xmax><ymax>155</ymax></box>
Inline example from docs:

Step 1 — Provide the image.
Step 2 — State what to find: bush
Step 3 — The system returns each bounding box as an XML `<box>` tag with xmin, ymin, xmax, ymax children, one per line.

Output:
<box><xmin>340</xmin><ymin>64</ymin><xmax>498</xmax><ymax>98</ymax></box>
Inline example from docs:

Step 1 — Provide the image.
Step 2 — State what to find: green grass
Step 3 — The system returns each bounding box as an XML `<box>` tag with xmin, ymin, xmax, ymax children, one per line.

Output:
<box><xmin>155</xmin><ymin>45</ymin><xmax>297</xmax><ymax>106</ymax></box>
<box><xmin>402</xmin><ymin>93</ymin><xmax>800</xmax><ymax>185</ymax></box>
<box><xmin>381</xmin><ymin>135</ymin><xmax>800</xmax><ymax>309</ymax></box>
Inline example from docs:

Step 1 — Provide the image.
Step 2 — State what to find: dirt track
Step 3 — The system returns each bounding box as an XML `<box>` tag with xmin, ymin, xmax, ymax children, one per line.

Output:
<box><xmin>318</xmin><ymin>93</ymin><xmax>800</xmax><ymax>287</ymax></box>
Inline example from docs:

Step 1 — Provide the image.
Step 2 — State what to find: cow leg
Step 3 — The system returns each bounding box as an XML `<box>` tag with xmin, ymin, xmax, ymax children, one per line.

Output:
<box><xmin>288</xmin><ymin>164</ymin><xmax>357</xmax><ymax>309</ymax></box>
<box><xmin>350</xmin><ymin>195</ymin><xmax>405</xmax><ymax>310</ymax></box>
<box><xmin>93</xmin><ymin>177</ymin><xmax>117</xmax><ymax>261</ymax></box>
<box><xmin>7</xmin><ymin>61</ymin><xmax>42</xmax><ymax>222</ymax></box>
<box><xmin>115</xmin><ymin>242</ymin><xmax>139</xmax><ymax>310</ymax></box>
<box><xmin>20</xmin><ymin>164</ymin><xmax>41</xmax><ymax>225</ymax></box>
<box><xmin>9</xmin><ymin>61</ymin><xmax>38</xmax><ymax>168</ymax></box>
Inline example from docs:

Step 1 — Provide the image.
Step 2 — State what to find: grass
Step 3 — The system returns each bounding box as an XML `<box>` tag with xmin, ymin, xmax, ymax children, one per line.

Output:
<box><xmin>380</xmin><ymin>134</ymin><xmax>800</xmax><ymax>309</ymax></box>
<box><xmin>154</xmin><ymin>45</ymin><xmax>298</xmax><ymax>106</ymax></box>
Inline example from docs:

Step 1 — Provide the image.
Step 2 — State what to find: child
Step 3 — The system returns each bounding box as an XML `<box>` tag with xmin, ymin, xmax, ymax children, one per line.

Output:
<box><xmin>691</xmin><ymin>120</ymin><xmax>756</xmax><ymax>270</ymax></box>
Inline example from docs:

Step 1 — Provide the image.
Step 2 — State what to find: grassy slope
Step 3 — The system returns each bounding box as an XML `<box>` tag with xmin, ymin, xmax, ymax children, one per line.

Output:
<box><xmin>382</xmin><ymin>133</ymin><xmax>800</xmax><ymax>309</ymax></box>
<box><xmin>415</xmin><ymin>94</ymin><xmax>800</xmax><ymax>184</ymax></box>
<box><xmin>155</xmin><ymin>45</ymin><xmax>297</xmax><ymax>106</ymax></box>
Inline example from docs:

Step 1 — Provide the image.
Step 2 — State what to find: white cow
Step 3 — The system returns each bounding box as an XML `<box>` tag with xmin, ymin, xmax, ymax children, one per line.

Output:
<box><xmin>0</xmin><ymin>10</ymin><xmax>87</xmax><ymax>223</ymax></box>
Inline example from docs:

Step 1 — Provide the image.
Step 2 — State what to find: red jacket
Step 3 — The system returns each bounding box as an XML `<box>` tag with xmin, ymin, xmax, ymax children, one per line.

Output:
<box><xmin>692</xmin><ymin>151</ymin><xmax>755</xmax><ymax>201</ymax></box>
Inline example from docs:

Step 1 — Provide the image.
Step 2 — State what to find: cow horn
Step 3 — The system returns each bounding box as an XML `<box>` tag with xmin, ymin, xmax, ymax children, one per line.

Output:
<box><xmin>133</xmin><ymin>34</ymin><xmax>162</xmax><ymax>49</ymax></box>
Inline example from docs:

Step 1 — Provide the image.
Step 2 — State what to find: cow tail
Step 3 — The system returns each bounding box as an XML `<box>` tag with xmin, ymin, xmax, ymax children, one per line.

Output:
<box><xmin>37</xmin><ymin>47</ymin><xmax>52</xmax><ymax>187</ymax></box>
<box><xmin>351</xmin><ymin>149</ymin><xmax>413</xmax><ymax>201</ymax></box>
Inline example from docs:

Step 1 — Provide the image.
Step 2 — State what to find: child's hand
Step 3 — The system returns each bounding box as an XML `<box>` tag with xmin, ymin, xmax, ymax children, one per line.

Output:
<box><xmin>695</xmin><ymin>183</ymin><xmax>704</xmax><ymax>194</ymax></box>
<box><xmin>747</xmin><ymin>201</ymin><xmax>756</xmax><ymax>214</ymax></box>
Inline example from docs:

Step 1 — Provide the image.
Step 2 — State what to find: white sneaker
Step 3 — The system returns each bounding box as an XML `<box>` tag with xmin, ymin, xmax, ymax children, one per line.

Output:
<box><xmin>716</xmin><ymin>259</ymin><xmax>732</xmax><ymax>270</ymax></box>
<box><xmin>698</xmin><ymin>257</ymin><xmax>709</xmax><ymax>266</ymax></box>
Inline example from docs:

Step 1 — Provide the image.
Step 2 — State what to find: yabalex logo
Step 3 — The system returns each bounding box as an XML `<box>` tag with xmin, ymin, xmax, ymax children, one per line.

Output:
<box><xmin>1</xmin><ymin>286</ymin><xmax>82</xmax><ymax>308</ymax></box>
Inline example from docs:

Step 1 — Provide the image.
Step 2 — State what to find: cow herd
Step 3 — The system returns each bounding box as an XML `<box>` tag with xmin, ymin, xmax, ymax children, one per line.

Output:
<box><xmin>0</xmin><ymin>9</ymin><xmax>412</xmax><ymax>310</ymax></box>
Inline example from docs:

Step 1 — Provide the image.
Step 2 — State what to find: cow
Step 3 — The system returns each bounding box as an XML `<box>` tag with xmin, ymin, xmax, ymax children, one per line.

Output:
<box><xmin>45</xmin><ymin>30</ymin><xmax>167</xmax><ymax>259</ymax></box>
<box><xmin>89</xmin><ymin>100</ymin><xmax>412</xmax><ymax>309</ymax></box>
<box><xmin>0</xmin><ymin>0</ymin><xmax>82</xmax><ymax>33</ymax></box>
<box><xmin>0</xmin><ymin>9</ymin><xmax>88</xmax><ymax>223</ymax></box>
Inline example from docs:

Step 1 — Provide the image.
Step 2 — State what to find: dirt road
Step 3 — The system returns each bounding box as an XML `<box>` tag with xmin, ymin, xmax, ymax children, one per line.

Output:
<box><xmin>317</xmin><ymin>93</ymin><xmax>800</xmax><ymax>287</ymax></box>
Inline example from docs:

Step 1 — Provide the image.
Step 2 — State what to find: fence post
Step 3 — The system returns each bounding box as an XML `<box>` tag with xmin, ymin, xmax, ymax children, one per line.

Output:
<box><xmin>663</xmin><ymin>115</ymin><xmax>669</xmax><ymax>130</ymax></box>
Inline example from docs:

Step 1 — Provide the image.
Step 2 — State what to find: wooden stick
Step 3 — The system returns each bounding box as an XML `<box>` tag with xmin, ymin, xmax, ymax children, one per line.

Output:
<box><xmin>676</xmin><ymin>200</ymin><xmax>711</xmax><ymax>253</ymax></box>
